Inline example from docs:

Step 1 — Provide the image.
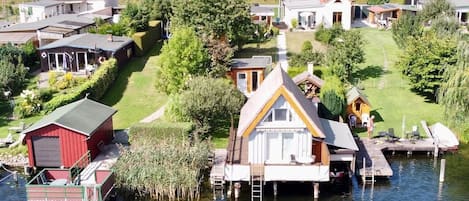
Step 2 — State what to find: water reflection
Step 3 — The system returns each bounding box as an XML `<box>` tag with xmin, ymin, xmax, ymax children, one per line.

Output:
<box><xmin>3</xmin><ymin>147</ymin><xmax>469</xmax><ymax>201</ymax></box>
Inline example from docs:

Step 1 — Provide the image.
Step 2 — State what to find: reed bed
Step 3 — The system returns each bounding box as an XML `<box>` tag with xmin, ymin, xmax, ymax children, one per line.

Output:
<box><xmin>113</xmin><ymin>122</ymin><xmax>211</xmax><ymax>201</ymax></box>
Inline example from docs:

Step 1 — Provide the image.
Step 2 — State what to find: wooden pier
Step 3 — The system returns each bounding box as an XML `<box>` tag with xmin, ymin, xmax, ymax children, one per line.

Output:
<box><xmin>356</xmin><ymin>137</ymin><xmax>436</xmax><ymax>179</ymax></box>
<box><xmin>210</xmin><ymin>149</ymin><xmax>227</xmax><ymax>182</ymax></box>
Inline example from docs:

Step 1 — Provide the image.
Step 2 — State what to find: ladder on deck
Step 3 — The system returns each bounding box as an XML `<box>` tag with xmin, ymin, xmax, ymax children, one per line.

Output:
<box><xmin>250</xmin><ymin>164</ymin><xmax>264</xmax><ymax>201</ymax></box>
<box><xmin>361</xmin><ymin>157</ymin><xmax>375</xmax><ymax>184</ymax></box>
<box><xmin>212</xmin><ymin>177</ymin><xmax>225</xmax><ymax>200</ymax></box>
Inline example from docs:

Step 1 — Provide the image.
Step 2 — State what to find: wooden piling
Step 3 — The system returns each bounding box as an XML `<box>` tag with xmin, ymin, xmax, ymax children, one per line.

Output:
<box><xmin>439</xmin><ymin>159</ymin><xmax>446</xmax><ymax>182</ymax></box>
<box><xmin>313</xmin><ymin>182</ymin><xmax>319</xmax><ymax>199</ymax></box>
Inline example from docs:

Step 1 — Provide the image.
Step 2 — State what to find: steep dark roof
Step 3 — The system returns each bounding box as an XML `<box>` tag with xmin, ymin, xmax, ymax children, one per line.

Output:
<box><xmin>231</xmin><ymin>56</ymin><xmax>272</xmax><ymax>69</ymax></box>
<box><xmin>22</xmin><ymin>98</ymin><xmax>116</xmax><ymax>136</ymax></box>
<box><xmin>38</xmin><ymin>33</ymin><xmax>133</xmax><ymax>52</ymax></box>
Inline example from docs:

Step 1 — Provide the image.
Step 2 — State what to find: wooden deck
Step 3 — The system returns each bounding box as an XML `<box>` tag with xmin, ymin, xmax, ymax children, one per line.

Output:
<box><xmin>356</xmin><ymin>138</ymin><xmax>436</xmax><ymax>178</ymax></box>
<box><xmin>210</xmin><ymin>149</ymin><xmax>227</xmax><ymax>181</ymax></box>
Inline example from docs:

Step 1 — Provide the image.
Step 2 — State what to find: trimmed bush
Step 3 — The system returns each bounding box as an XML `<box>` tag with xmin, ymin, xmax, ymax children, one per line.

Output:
<box><xmin>128</xmin><ymin>121</ymin><xmax>194</xmax><ymax>142</ymax></box>
<box><xmin>291</xmin><ymin>18</ymin><xmax>298</xmax><ymax>29</ymax></box>
<box><xmin>132</xmin><ymin>20</ymin><xmax>161</xmax><ymax>56</ymax></box>
<box><xmin>43</xmin><ymin>58</ymin><xmax>118</xmax><ymax>113</ymax></box>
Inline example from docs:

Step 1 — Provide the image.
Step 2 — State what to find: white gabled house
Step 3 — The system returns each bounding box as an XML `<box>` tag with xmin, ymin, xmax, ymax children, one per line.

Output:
<box><xmin>224</xmin><ymin>67</ymin><xmax>358</xmax><ymax>197</ymax></box>
<box><xmin>282</xmin><ymin>0</ymin><xmax>353</xmax><ymax>30</ymax></box>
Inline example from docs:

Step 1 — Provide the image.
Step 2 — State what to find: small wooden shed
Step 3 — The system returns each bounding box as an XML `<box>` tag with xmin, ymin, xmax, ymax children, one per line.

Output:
<box><xmin>228</xmin><ymin>56</ymin><xmax>271</xmax><ymax>97</ymax></box>
<box><xmin>22</xmin><ymin>98</ymin><xmax>116</xmax><ymax>168</ymax></box>
<box><xmin>346</xmin><ymin>87</ymin><xmax>371</xmax><ymax>126</ymax></box>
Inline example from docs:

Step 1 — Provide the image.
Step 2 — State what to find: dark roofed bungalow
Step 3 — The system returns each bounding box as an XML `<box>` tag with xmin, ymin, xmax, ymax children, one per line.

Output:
<box><xmin>37</xmin><ymin>33</ymin><xmax>134</xmax><ymax>72</ymax></box>
<box><xmin>22</xmin><ymin>98</ymin><xmax>116</xmax><ymax>168</ymax></box>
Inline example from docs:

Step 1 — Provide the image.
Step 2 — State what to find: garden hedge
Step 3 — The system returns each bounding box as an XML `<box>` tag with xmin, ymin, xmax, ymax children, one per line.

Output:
<box><xmin>132</xmin><ymin>20</ymin><xmax>161</xmax><ymax>56</ymax></box>
<box><xmin>43</xmin><ymin>58</ymin><xmax>118</xmax><ymax>113</ymax></box>
<box><xmin>129</xmin><ymin>121</ymin><xmax>194</xmax><ymax>143</ymax></box>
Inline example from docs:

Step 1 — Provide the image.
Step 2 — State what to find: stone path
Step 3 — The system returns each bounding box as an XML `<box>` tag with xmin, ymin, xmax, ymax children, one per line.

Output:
<box><xmin>139</xmin><ymin>104</ymin><xmax>166</xmax><ymax>123</ymax></box>
<box><xmin>277</xmin><ymin>31</ymin><xmax>289</xmax><ymax>71</ymax></box>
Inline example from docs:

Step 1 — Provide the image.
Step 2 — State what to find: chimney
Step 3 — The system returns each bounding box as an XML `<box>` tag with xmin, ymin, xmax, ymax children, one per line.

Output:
<box><xmin>307</xmin><ymin>62</ymin><xmax>314</xmax><ymax>74</ymax></box>
<box><xmin>107</xmin><ymin>34</ymin><xmax>113</xmax><ymax>42</ymax></box>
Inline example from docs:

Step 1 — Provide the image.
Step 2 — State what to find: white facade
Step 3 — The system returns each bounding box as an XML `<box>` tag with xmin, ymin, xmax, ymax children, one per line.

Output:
<box><xmin>228</xmin><ymin>96</ymin><xmax>330</xmax><ymax>182</ymax></box>
<box><xmin>19</xmin><ymin>3</ymin><xmax>64</xmax><ymax>23</ymax></box>
<box><xmin>283</xmin><ymin>0</ymin><xmax>352</xmax><ymax>30</ymax></box>
<box><xmin>19</xmin><ymin>0</ymin><xmax>114</xmax><ymax>23</ymax></box>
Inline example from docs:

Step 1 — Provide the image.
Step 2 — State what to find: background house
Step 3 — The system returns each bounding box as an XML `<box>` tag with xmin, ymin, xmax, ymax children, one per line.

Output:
<box><xmin>228</xmin><ymin>56</ymin><xmax>271</xmax><ymax>97</ymax></box>
<box><xmin>19</xmin><ymin>0</ymin><xmax>117</xmax><ymax>23</ymax></box>
<box><xmin>346</xmin><ymin>87</ymin><xmax>371</xmax><ymax>127</ymax></box>
<box><xmin>367</xmin><ymin>4</ymin><xmax>400</xmax><ymax>27</ymax></box>
<box><xmin>37</xmin><ymin>33</ymin><xmax>133</xmax><ymax>72</ymax></box>
<box><xmin>282</xmin><ymin>0</ymin><xmax>353</xmax><ymax>30</ymax></box>
<box><xmin>251</xmin><ymin>4</ymin><xmax>275</xmax><ymax>26</ymax></box>
<box><xmin>22</xmin><ymin>98</ymin><xmax>116</xmax><ymax>168</ymax></box>
<box><xmin>0</xmin><ymin>14</ymin><xmax>111</xmax><ymax>47</ymax></box>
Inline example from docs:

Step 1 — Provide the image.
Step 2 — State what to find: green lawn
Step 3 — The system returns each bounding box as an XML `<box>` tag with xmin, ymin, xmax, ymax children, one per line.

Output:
<box><xmin>285</xmin><ymin>31</ymin><xmax>328</xmax><ymax>54</ymax></box>
<box><xmin>352</xmin><ymin>28</ymin><xmax>444</xmax><ymax>138</ymax></box>
<box><xmin>101</xmin><ymin>42</ymin><xmax>168</xmax><ymax>129</ymax></box>
<box><xmin>235</xmin><ymin>38</ymin><xmax>278</xmax><ymax>64</ymax></box>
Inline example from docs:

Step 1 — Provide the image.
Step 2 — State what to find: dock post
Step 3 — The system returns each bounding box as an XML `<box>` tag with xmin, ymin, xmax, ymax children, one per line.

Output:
<box><xmin>313</xmin><ymin>182</ymin><xmax>319</xmax><ymax>199</ymax></box>
<box><xmin>434</xmin><ymin>145</ymin><xmax>439</xmax><ymax>158</ymax></box>
<box><xmin>439</xmin><ymin>159</ymin><xmax>446</xmax><ymax>182</ymax></box>
<box><xmin>362</xmin><ymin>157</ymin><xmax>366</xmax><ymax>183</ymax></box>
<box><xmin>273</xmin><ymin>181</ymin><xmax>278</xmax><ymax>196</ymax></box>
<box><xmin>371</xmin><ymin>160</ymin><xmax>375</xmax><ymax>183</ymax></box>
<box><xmin>234</xmin><ymin>182</ymin><xmax>241</xmax><ymax>199</ymax></box>
<box><xmin>13</xmin><ymin>171</ymin><xmax>18</xmax><ymax>183</ymax></box>
<box><xmin>227</xmin><ymin>182</ymin><xmax>232</xmax><ymax>197</ymax></box>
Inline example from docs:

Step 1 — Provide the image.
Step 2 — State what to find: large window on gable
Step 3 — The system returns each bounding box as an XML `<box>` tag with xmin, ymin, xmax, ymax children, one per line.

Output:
<box><xmin>263</xmin><ymin>108</ymin><xmax>294</xmax><ymax>123</ymax></box>
<box><xmin>274</xmin><ymin>108</ymin><xmax>288</xmax><ymax>121</ymax></box>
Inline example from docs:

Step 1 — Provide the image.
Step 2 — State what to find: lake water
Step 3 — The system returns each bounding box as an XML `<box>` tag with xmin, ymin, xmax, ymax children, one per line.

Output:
<box><xmin>2</xmin><ymin>145</ymin><xmax>469</xmax><ymax>201</ymax></box>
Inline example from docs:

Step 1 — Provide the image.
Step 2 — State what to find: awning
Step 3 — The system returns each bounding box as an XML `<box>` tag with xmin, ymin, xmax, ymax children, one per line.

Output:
<box><xmin>300</xmin><ymin>12</ymin><xmax>314</xmax><ymax>17</ymax></box>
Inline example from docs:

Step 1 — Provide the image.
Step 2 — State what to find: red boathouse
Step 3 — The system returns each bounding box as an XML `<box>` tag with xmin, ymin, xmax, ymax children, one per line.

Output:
<box><xmin>22</xmin><ymin>98</ymin><xmax>117</xmax><ymax>168</ymax></box>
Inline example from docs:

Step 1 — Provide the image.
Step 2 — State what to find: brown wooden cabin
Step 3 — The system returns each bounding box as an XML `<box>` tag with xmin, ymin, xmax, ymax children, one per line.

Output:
<box><xmin>228</xmin><ymin>56</ymin><xmax>271</xmax><ymax>97</ymax></box>
<box><xmin>346</xmin><ymin>87</ymin><xmax>371</xmax><ymax>127</ymax></box>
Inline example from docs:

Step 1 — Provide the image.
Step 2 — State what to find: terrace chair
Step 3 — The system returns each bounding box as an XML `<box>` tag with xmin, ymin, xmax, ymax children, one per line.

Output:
<box><xmin>386</xmin><ymin>128</ymin><xmax>399</xmax><ymax>143</ymax></box>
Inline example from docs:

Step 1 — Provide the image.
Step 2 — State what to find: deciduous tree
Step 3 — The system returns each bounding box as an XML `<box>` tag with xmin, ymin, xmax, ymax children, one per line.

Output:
<box><xmin>398</xmin><ymin>32</ymin><xmax>458</xmax><ymax>100</ymax></box>
<box><xmin>175</xmin><ymin>76</ymin><xmax>245</xmax><ymax>138</ymax></box>
<box><xmin>392</xmin><ymin>14</ymin><xmax>423</xmax><ymax>48</ymax></box>
<box><xmin>327</xmin><ymin>30</ymin><xmax>365</xmax><ymax>82</ymax></box>
<box><xmin>420</xmin><ymin>0</ymin><xmax>455</xmax><ymax>23</ymax></box>
<box><xmin>156</xmin><ymin>27</ymin><xmax>210</xmax><ymax>94</ymax></box>
<box><xmin>171</xmin><ymin>0</ymin><xmax>253</xmax><ymax>49</ymax></box>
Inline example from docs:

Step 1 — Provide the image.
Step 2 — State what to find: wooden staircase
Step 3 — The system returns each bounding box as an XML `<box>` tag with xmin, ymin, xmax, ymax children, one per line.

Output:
<box><xmin>250</xmin><ymin>164</ymin><xmax>264</xmax><ymax>201</ymax></box>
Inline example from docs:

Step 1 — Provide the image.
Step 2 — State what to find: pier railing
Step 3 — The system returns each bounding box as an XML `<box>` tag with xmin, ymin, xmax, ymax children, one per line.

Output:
<box><xmin>26</xmin><ymin>168</ymin><xmax>114</xmax><ymax>201</ymax></box>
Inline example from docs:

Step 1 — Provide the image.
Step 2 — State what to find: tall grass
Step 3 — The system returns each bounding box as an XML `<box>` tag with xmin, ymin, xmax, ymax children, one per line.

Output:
<box><xmin>113</xmin><ymin>122</ymin><xmax>211</xmax><ymax>200</ymax></box>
